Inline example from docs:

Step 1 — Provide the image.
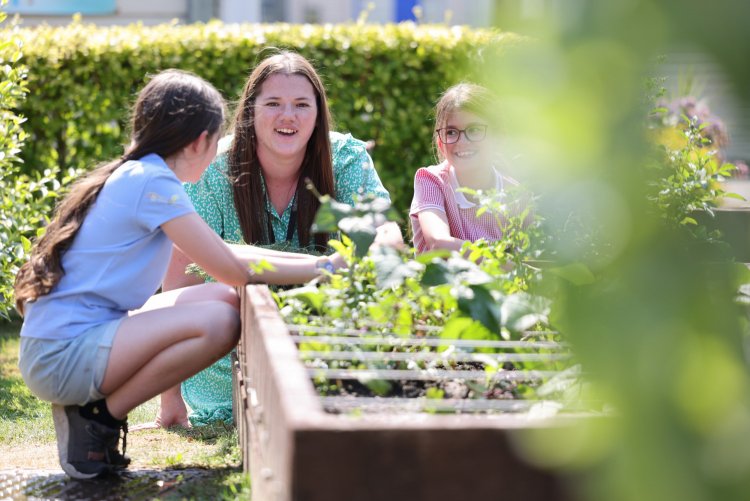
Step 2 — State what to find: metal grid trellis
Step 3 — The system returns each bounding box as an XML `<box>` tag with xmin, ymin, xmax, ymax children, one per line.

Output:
<box><xmin>288</xmin><ymin>320</ymin><xmax>581</xmax><ymax>416</ymax></box>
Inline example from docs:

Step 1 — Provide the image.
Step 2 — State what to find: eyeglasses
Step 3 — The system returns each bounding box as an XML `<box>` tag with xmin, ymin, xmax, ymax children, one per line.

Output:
<box><xmin>436</xmin><ymin>124</ymin><xmax>488</xmax><ymax>144</ymax></box>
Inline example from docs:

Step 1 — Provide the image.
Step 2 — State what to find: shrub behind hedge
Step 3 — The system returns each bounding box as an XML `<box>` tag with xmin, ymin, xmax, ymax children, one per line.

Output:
<box><xmin>12</xmin><ymin>20</ymin><xmax>519</xmax><ymax>214</ymax></box>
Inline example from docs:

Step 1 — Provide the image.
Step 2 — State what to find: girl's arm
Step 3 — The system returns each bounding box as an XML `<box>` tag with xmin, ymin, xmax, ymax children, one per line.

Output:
<box><xmin>162</xmin><ymin>213</ymin><xmax>343</xmax><ymax>286</ymax></box>
<box><xmin>416</xmin><ymin>209</ymin><xmax>467</xmax><ymax>252</ymax></box>
<box><xmin>162</xmin><ymin>241</ymin><xmax>315</xmax><ymax>295</ymax></box>
<box><xmin>163</xmin><ymin>213</ymin><xmax>251</xmax><ymax>286</ymax></box>
<box><xmin>226</xmin><ymin>243</ymin><xmax>311</xmax><ymax>259</ymax></box>
<box><xmin>164</xmin><ymin>246</ymin><xmax>204</xmax><ymax>290</ymax></box>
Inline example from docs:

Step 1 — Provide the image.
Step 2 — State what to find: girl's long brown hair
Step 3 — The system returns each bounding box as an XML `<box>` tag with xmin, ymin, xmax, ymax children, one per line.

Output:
<box><xmin>229</xmin><ymin>51</ymin><xmax>335</xmax><ymax>251</ymax></box>
<box><xmin>14</xmin><ymin>69</ymin><xmax>225</xmax><ymax>315</ymax></box>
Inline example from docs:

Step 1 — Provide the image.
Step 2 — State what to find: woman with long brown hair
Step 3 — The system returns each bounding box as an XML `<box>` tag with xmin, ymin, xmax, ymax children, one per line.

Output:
<box><xmin>14</xmin><ymin>69</ymin><xmax>345</xmax><ymax>479</ymax></box>
<box><xmin>157</xmin><ymin>51</ymin><xmax>402</xmax><ymax>428</ymax></box>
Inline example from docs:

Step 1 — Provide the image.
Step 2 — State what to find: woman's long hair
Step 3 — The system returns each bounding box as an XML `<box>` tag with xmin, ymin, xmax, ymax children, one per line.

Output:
<box><xmin>14</xmin><ymin>69</ymin><xmax>225</xmax><ymax>314</ymax></box>
<box><xmin>229</xmin><ymin>51</ymin><xmax>335</xmax><ymax>251</ymax></box>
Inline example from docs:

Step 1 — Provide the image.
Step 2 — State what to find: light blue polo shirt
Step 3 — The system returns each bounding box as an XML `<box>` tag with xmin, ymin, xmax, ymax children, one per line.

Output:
<box><xmin>20</xmin><ymin>153</ymin><xmax>195</xmax><ymax>340</ymax></box>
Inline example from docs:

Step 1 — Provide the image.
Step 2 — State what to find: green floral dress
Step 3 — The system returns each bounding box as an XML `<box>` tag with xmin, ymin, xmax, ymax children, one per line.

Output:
<box><xmin>181</xmin><ymin>131</ymin><xmax>390</xmax><ymax>425</ymax></box>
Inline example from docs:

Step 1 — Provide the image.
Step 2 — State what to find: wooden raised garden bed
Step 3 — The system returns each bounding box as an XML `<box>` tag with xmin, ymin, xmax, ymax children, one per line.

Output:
<box><xmin>233</xmin><ymin>284</ymin><xmax>579</xmax><ymax>501</ymax></box>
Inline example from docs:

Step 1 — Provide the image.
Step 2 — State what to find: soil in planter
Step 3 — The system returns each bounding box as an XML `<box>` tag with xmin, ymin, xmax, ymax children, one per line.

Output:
<box><xmin>310</xmin><ymin>360</ymin><xmax>534</xmax><ymax>410</ymax></box>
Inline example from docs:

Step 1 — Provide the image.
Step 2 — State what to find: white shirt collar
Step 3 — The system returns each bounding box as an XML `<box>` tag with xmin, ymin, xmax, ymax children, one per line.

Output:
<box><xmin>449</xmin><ymin>165</ymin><xmax>504</xmax><ymax>209</ymax></box>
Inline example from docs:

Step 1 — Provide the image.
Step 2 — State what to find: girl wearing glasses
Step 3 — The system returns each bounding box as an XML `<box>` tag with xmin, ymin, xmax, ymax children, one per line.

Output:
<box><xmin>410</xmin><ymin>83</ymin><xmax>518</xmax><ymax>253</ymax></box>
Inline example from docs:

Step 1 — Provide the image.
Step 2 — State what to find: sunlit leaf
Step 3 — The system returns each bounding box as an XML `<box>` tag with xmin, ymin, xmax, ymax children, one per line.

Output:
<box><xmin>547</xmin><ymin>263</ymin><xmax>596</xmax><ymax>286</ymax></box>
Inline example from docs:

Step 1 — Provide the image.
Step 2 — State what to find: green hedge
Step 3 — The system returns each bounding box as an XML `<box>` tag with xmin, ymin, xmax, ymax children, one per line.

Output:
<box><xmin>0</xmin><ymin>5</ymin><xmax>31</xmax><ymax>318</ymax></box>
<box><xmin>11</xmin><ymin>20</ymin><xmax>519</xmax><ymax>214</ymax></box>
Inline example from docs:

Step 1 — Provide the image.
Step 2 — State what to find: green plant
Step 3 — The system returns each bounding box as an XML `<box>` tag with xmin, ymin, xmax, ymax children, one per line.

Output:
<box><xmin>647</xmin><ymin>115</ymin><xmax>737</xmax><ymax>231</ymax></box>
<box><xmin>278</xmin><ymin>187</ymin><xmax>562</xmax><ymax>405</ymax></box>
<box><xmin>0</xmin><ymin>1</ymin><xmax>60</xmax><ymax>319</ymax></box>
<box><xmin>0</xmin><ymin>1</ymin><xmax>86</xmax><ymax>319</ymax></box>
<box><xmin>0</xmin><ymin>0</ymin><xmax>27</xmax><ymax>317</ymax></box>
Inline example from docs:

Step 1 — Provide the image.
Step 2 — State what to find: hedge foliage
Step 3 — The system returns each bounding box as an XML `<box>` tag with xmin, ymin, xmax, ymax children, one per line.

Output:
<box><xmin>10</xmin><ymin>20</ymin><xmax>520</xmax><ymax>215</ymax></box>
<box><xmin>0</xmin><ymin>3</ymin><xmax>32</xmax><ymax>318</ymax></box>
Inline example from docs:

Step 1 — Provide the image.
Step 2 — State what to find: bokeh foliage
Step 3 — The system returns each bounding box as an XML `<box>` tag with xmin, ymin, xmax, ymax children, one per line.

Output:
<box><xmin>486</xmin><ymin>1</ymin><xmax>750</xmax><ymax>500</ymax></box>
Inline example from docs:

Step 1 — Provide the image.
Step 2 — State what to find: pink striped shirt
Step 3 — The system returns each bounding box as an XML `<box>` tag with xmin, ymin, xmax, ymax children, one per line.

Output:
<box><xmin>409</xmin><ymin>161</ymin><xmax>518</xmax><ymax>254</ymax></box>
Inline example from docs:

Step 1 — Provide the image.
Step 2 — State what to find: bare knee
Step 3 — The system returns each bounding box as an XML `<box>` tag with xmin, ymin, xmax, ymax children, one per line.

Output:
<box><xmin>175</xmin><ymin>282</ymin><xmax>239</xmax><ymax>311</ymax></box>
<box><xmin>203</xmin><ymin>283</ymin><xmax>240</xmax><ymax>310</ymax></box>
<box><xmin>201</xmin><ymin>301</ymin><xmax>240</xmax><ymax>354</ymax></box>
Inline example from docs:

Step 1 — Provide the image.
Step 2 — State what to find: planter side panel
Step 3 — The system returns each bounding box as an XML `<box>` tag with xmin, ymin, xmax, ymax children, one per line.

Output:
<box><xmin>240</xmin><ymin>285</ymin><xmax>295</xmax><ymax>501</ymax></box>
<box><xmin>291</xmin><ymin>427</ymin><xmax>571</xmax><ymax>501</ymax></box>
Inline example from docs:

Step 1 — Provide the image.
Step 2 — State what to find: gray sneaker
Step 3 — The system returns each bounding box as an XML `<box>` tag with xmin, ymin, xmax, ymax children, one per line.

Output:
<box><xmin>52</xmin><ymin>404</ymin><xmax>127</xmax><ymax>479</ymax></box>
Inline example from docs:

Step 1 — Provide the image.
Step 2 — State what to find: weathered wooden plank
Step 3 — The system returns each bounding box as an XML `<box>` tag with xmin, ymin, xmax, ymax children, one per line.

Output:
<box><xmin>237</xmin><ymin>284</ymin><xmax>576</xmax><ymax>501</ymax></box>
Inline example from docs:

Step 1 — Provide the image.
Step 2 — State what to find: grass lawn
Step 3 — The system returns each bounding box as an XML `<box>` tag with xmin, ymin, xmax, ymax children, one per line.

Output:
<box><xmin>0</xmin><ymin>318</ymin><xmax>251</xmax><ymax>499</ymax></box>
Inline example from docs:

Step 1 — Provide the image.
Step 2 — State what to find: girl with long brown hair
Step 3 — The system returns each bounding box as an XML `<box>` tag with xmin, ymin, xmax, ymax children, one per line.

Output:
<box><xmin>157</xmin><ymin>51</ymin><xmax>402</xmax><ymax>428</ymax></box>
<box><xmin>14</xmin><ymin>69</ymin><xmax>344</xmax><ymax>479</ymax></box>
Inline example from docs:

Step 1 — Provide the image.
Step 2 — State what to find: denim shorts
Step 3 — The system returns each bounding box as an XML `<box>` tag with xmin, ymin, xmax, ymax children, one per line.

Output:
<box><xmin>18</xmin><ymin>317</ymin><xmax>124</xmax><ymax>406</ymax></box>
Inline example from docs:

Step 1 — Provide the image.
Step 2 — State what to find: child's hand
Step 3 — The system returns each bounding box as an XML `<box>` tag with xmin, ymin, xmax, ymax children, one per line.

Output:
<box><xmin>328</xmin><ymin>253</ymin><xmax>347</xmax><ymax>272</ymax></box>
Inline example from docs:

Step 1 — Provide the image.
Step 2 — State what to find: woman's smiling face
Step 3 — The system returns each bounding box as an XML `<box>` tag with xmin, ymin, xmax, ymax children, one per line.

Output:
<box><xmin>254</xmin><ymin>73</ymin><xmax>318</xmax><ymax>163</ymax></box>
